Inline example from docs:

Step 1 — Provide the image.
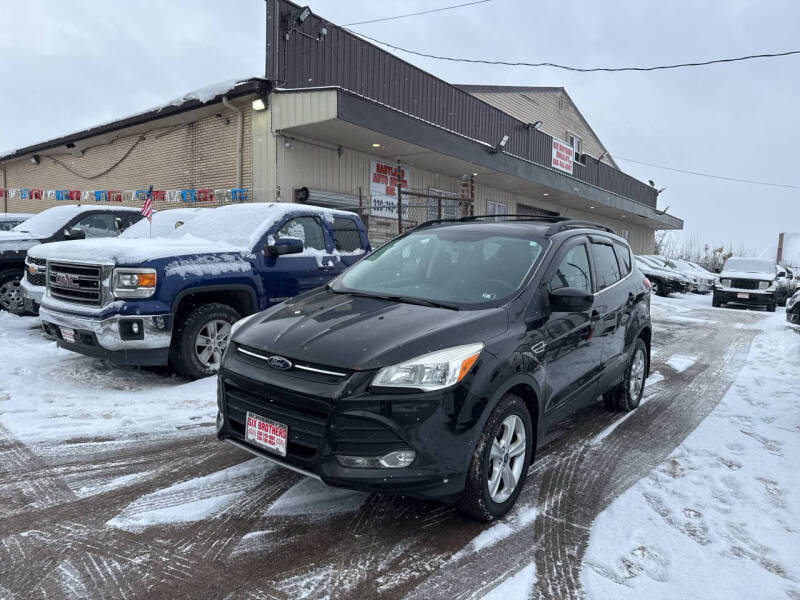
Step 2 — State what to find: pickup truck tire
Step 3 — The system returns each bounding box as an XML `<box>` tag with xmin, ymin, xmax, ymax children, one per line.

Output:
<box><xmin>650</xmin><ymin>279</ymin><xmax>665</xmax><ymax>297</ymax></box>
<box><xmin>767</xmin><ymin>302</ymin><xmax>776</xmax><ymax>313</ymax></box>
<box><xmin>603</xmin><ymin>338</ymin><xmax>647</xmax><ymax>412</ymax></box>
<box><xmin>0</xmin><ymin>270</ymin><xmax>24</xmax><ymax>314</ymax></box>
<box><xmin>170</xmin><ymin>303</ymin><xmax>241</xmax><ymax>379</ymax></box>
<box><xmin>456</xmin><ymin>394</ymin><xmax>533</xmax><ymax>521</ymax></box>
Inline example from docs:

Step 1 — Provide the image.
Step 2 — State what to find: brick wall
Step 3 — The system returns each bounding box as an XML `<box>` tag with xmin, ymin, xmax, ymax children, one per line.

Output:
<box><xmin>1</xmin><ymin>96</ymin><xmax>253</xmax><ymax>214</ymax></box>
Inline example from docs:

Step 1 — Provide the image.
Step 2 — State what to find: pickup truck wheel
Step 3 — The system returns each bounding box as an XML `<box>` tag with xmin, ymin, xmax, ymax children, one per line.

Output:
<box><xmin>767</xmin><ymin>303</ymin><xmax>776</xmax><ymax>313</ymax></box>
<box><xmin>712</xmin><ymin>296</ymin><xmax>721</xmax><ymax>308</ymax></box>
<box><xmin>171</xmin><ymin>303</ymin><xmax>240</xmax><ymax>379</ymax></box>
<box><xmin>0</xmin><ymin>270</ymin><xmax>24</xmax><ymax>314</ymax></box>
<box><xmin>603</xmin><ymin>338</ymin><xmax>648</xmax><ymax>412</ymax></box>
<box><xmin>456</xmin><ymin>394</ymin><xmax>533</xmax><ymax>521</ymax></box>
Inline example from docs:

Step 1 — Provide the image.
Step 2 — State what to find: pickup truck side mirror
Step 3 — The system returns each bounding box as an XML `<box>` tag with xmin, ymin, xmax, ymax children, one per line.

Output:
<box><xmin>264</xmin><ymin>236</ymin><xmax>304</xmax><ymax>257</ymax></box>
<box><xmin>549</xmin><ymin>287</ymin><xmax>594</xmax><ymax>312</ymax></box>
<box><xmin>63</xmin><ymin>227</ymin><xmax>86</xmax><ymax>240</ymax></box>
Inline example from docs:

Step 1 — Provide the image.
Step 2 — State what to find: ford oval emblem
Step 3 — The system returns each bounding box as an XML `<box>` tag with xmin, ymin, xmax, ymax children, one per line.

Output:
<box><xmin>267</xmin><ymin>355</ymin><xmax>292</xmax><ymax>371</ymax></box>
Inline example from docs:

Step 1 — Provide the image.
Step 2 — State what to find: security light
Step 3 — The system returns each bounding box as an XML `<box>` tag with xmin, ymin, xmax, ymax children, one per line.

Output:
<box><xmin>528</xmin><ymin>121</ymin><xmax>542</xmax><ymax>130</ymax></box>
<box><xmin>371</xmin><ymin>143</ymin><xmax>381</xmax><ymax>148</ymax></box>
<box><xmin>297</xmin><ymin>6</ymin><xmax>311</xmax><ymax>24</ymax></box>
<box><xmin>30</xmin><ymin>155</ymin><xmax>40</xmax><ymax>165</ymax></box>
<box><xmin>252</xmin><ymin>98</ymin><xmax>266</xmax><ymax>111</ymax></box>
<box><xmin>648</xmin><ymin>180</ymin><xmax>655</xmax><ymax>187</ymax></box>
<box><xmin>489</xmin><ymin>134</ymin><xmax>509</xmax><ymax>154</ymax></box>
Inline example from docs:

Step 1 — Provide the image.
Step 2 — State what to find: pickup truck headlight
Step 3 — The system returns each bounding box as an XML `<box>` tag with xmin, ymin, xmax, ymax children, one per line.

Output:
<box><xmin>371</xmin><ymin>343</ymin><xmax>483</xmax><ymax>391</ymax></box>
<box><xmin>720</xmin><ymin>278</ymin><xmax>731</xmax><ymax>288</ymax></box>
<box><xmin>759</xmin><ymin>281</ymin><xmax>771</xmax><ymax>290</ymax></box>
<box><xmin>111</xmin><ymin>268</ymin><xmax>157</xmax><ymax>298</ymax></box>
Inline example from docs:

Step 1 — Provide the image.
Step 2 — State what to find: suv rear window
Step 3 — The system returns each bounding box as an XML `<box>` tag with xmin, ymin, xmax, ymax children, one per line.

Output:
<box><xmin>591</xmin><ymin>242</ymin><xmax>621</xmax><ymax>290</ymax></box>
<box><xmin>332</xmin><ymin>217</ymin><xmax>365</xmax><ymax>252</ymax></box>
<box><xmin>613</xmin><ymin>242</ymin><xmax>631</xmax><ymax>276</ymax></box>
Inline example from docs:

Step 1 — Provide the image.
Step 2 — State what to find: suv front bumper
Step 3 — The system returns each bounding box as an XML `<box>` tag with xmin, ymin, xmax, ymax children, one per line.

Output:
<box><xmin>713</xmin><ymin>288</ymin><xmax>775</xmax><ymax>307</ymax></box>
<box><xmin>39</xmin><ymin>306</ymin><xmax>172</xmax><ymax>366</ymax></box>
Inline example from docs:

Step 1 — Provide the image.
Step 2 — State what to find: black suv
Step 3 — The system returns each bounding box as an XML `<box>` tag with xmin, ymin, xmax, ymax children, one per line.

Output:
<box><xmin>217</xmin><ymin>216</ymin><xmax>652</xmax><ymax>520</ymax></box>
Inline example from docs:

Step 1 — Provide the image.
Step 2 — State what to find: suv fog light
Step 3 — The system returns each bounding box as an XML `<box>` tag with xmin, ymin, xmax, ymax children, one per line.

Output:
<box><xmin>131</xmin><ymin>322</ymin><xmax>140</xmax><ymax>335</ymax></box>
<box><xmin>336</xmin><ymin>449</ymin><xmax>416</xmax><ymax>469</ymax></box>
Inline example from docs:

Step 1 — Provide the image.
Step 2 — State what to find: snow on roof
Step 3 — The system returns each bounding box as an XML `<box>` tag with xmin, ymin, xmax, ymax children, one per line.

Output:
<box><xmin>121</xmin><ymin>207</ymin><xmax>209</xmax><ymax>239</ymax></box>
<box><xmin>12</xmin><ymin>204</ymin><xmax>139</xmax><ymax>238</ymax></box>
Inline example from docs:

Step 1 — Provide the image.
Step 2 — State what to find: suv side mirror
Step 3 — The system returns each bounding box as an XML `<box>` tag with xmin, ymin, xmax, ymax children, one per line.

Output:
<box><xmin>63</xmin><ymin>227</ymin><xmax>86</xmax><ymax>240</ymax></box>
<box><xmin>264</xmin><ymin>236</ymin><xmax>303</xmax><ymax>257</ymax></box>
<box><xmin>549</xmin><ymin>287</ymin><xmax>594</xmax><ymax>312</ymax></box>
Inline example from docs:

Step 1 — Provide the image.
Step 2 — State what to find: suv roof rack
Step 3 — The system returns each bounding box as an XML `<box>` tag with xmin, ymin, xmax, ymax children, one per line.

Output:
<box><xmin>411</xmin><ymin>214</ymin><xmax>617</xmax><ymax>237</ymax></box>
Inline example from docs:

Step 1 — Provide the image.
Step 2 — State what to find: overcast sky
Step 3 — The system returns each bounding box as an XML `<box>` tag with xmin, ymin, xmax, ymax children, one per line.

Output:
<box><xmin>2</xmin><ymin>0</ymin><xmax>798</xmax><ymax>253</ymax></box>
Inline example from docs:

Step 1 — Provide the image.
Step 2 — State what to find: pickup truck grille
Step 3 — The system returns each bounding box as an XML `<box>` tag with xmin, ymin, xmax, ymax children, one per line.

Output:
<box><xmin>47</xmin><ymin>262</ymin><xmax>103</xmax><ymax>305</ymax></box>
<box><xmin>26</xmin><ymin>257</ymin><xmax>47</xmax><ymax>286</ymax></box>
<box><xmin>730</xmin><ymin>279</ymin><xmax>761</xmax><ymax>290</ymax></box>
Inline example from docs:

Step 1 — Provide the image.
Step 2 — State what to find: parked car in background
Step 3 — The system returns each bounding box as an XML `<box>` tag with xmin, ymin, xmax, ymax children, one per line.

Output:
<box><xmin>634</xmin><ymin>256</ymin><xmax>689</xmax><ymax>296</ymax></box>
<box><xmin>0</xmin><ymin>213</ymin><xmax>33</xmax><ymax>231</ymax></box>
<box><xmin>786</xmin><ymin>289</ymin><xmax>800</xmax><ymax>325</ymax></box>
<box><xmin>642</xmin><ymin>255</ymin><xmax>699</xmax><ymax>293</ymax></box>
<box><xmin>665</xmin><ymin>257</ymin><xmax>716</xmax><ymax>293</ymax></box>
<box><xmin>1</xmin><ymin>205</ymin><xmax>143</xmax><ymax>314</ymax></box>
<box><xmin>38</xmin><ymin>203</ymin><xmax>370</xmax><ymax>379</ymax></box>
<box><xmin>686</xmin><ymin>260</ymin><xmax>720</xmax><ymax>289</ymax></box>
<box><xmin>713</xmin><ymin>257</ymin><xmax>778</xmax><ymax>311</ymax></box>
<box><xmin>775</xmin><ymin>265</ymin><xmax>790</xmax><ymax>307</ymax></box>
<box><xmin>784</xmin><ymin>266</ymin><xmax>798</xmax><ymax>295</ymax></box>
<box><xmin>218</xmin><ymin>217</ymin><xmax>652</xmax><ymax>521</ymax></box>
<box><xmin>23</xmin><ymin>207</ymin><xmax>208</xmax><ymax>314</ymax></box>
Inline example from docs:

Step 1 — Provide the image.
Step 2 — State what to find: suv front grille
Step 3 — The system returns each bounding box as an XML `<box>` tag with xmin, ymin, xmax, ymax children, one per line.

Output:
<box><xmin>222</xmin><ymin>375</ymin><xmax>332</xmax><ymax>460</ymax></box>
<box><xmin>47</xmin><ymin>262</ymin><xmax>103</xmax><ymax>305</ymax></box>
<box><xmin>731</xmin><ymin>279</ymin><xmax>760</xmax><ymax>290</ymax></box>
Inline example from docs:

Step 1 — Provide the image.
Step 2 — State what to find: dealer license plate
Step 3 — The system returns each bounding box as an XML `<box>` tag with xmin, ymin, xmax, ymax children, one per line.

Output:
<box><xmin>737</xmin><ymin>293</ymin><xmax>750</xmax><ymax>299</ymax></box>
<box><xmin>59</xmin><ymin>327</ymin><xmax>75</xmax><ymax>343</ymax></box>
<box><xmin>246</xmin><ymin>412</ymin><xmax>288</xmax><ymax>457</ymax></box>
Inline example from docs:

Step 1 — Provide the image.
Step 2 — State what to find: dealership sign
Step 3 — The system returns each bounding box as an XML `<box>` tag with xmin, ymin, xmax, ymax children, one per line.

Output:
<box><xmin>370</xmin><ymin>160</ymin><xmax>409</xmax><ymax>218</ymax></box>
<box><xmin>551</xmin><ymin>138</ymin><xmax>574</xmax><ymax>175</ymax></box>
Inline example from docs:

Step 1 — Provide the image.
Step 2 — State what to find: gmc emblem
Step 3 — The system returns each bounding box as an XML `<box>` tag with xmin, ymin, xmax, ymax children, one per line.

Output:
<box><xmin>55</xmin><ymin>273</ymin><xmax>78</xmax><ymax>288</ymax></box>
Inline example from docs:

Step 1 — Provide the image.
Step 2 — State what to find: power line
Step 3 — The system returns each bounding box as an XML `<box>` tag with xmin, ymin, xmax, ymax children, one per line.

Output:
<box><xmin>345</xmin><ymin>29</ymin><xmax>800</xmax><ymax>73</ymax></box>
<box><xmin>343</xmin><ymin>0</ymin><xmax>491</xmax><ymax>27</ymax></box>
<box><xmin>615</xmin><ymin>156</ymin><xmax>800</xmax><ymax>189</ymax></box>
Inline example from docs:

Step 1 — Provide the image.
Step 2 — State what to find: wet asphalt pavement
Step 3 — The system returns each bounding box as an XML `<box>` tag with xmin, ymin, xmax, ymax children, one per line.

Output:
<box><xmin>0</xmin><ymin>298</ymin><xmax>769</xmax><ymax>599</ymax></box>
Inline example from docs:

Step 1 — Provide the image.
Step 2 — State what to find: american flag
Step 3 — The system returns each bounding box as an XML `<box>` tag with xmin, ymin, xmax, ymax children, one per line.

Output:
<box><xmin>141</xmin><ymin>185</ymin><xmax>153</xmax><ymax>222</ymax></box>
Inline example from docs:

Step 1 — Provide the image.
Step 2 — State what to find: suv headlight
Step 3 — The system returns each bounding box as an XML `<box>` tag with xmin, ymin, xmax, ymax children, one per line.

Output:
<box><xmin>111</xmin><ymin>268</ymin><xmax>157</xmax><ymax>298</ymax></box>
<box><xmin>720</xmin><ymin>278</ymin><xmax>731</xmax><ymax>287</ymax></box>
<box><xmin>372</xmin><ymin>343</ymin><xmax>483</xmax><ymax>391</ymax></box>
<box><xmin>759</xmin><ymin>281</ymin><xmax>770</xmax><ymax>290</ymax></box>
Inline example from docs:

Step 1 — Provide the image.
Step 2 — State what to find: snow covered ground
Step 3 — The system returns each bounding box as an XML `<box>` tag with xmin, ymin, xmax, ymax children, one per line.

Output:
<box><xmin>580</xmin><ymin>298</ymin><xmax>800</xmax><ymax>600</ymax></box>
<box><xmin>1</xmin><ymin>292</ymin><xmax>798</xmax><ymax>599</ymax></box>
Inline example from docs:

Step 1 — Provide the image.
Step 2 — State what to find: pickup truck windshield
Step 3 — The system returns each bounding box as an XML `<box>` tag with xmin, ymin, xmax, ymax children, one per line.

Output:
<box><xmin>333</xmin><ymin>228</ymin><xmax>545</xmax><ymax>308</ymax></box>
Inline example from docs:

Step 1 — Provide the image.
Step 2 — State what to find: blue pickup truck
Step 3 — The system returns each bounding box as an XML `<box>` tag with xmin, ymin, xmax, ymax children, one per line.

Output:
<box><xmin>36</xmin><ymin>203</ymin><xmax>370</xmax><ymax>378</ymax></box>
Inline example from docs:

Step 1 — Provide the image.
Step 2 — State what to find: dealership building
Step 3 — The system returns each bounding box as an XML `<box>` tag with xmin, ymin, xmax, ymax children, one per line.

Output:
<box><xmin>0</xmin><ymin>0</ymin><xmax>682</xmax><ymax>253</ymax></box>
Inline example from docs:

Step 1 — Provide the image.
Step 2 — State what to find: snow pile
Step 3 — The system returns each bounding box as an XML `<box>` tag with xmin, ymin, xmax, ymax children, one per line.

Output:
<box><xmin>162</xmin><ymin>77</ymin><xmax>252</xmax><ymax>108</ymax></box>
<box><xmin>107</xmin><ymin>459</ymin><xmax>272</xmax><ymax>531</ymax></box>
<box><xmin>581</xmin><ymin>315</ymin><xmax>800</xmax><ymax>599</ymax></box>
<box><xmin>664</xmin><ymin>354</ymin><xmax>697</xmax><ymax>373</ymax></box>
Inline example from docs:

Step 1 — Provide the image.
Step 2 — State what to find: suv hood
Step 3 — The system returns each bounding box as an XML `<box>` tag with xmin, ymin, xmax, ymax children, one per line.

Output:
<box><xmin>720</xmin><ymin>270</ymin><xmax>774</xmax><ymax>281</ymax></box>
<box><xmin>233</xmin><ymin>287</ymin><xmax>509</xmax><ymax>370</ymax></box>
<box><xmin>0</xmin><ymin>230</ymin><xmax>40</xmax><ymax>253</ymax></box>
<box><xmin>28</xmin><ymin>235</ymin><xmax>250</xmax><ymax>266</ymax></box>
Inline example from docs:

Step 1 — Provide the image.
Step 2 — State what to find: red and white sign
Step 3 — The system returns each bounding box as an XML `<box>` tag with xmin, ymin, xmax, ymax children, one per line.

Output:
<box><xmin>246</xmin><ymin>412</ymin><xmax>288</xmax><ymax>457</ymax></box>
<box><xmin>369</xmin><ymin>160</ymin><xmax>409</xmax><ymax>218</ymax></box>
<box><xmin>551</xmin><ymin>138</ymin><xmax>574</xmax><ymax>175</ymax></box>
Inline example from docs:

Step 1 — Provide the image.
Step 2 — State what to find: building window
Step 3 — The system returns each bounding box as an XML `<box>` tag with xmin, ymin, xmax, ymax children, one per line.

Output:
<box><xmin>567</xmin><ymin>132</ymin><xmax>582</xmax><ymax>156</ymax></box>
<box><xmin>486</xmin><ymin>200</ymin><xmax>508</xmax><ymax>216</ymax></box>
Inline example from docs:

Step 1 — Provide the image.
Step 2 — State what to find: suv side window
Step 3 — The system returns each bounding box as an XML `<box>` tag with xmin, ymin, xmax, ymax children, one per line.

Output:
<box><xmin>276</xmin><ymin>216</ymin><xmax>326</xmax><ymax>251</ymax></box>
<box><xmin>591</xmin><ymin>241</ymin><xmax>621</xmax><ymax>290</ymax></box>
<box><xmin>550</xmin><ymin>243</ymin><xmax>592</xmax><ymax>293</ymax></box>
<box><xmin>613</xmin><ymin>242</ymin><xmax>631</xmax><ymax>276</ymax></box>
<box><xmin>72</xmin><ymin>213</ymin><xmax>120</xmax><ymax>238</ymax></box>
<box><xmin>332</xmin><ymin>217</ymin><xmax>364</xmax><ymax>252</ymax></box>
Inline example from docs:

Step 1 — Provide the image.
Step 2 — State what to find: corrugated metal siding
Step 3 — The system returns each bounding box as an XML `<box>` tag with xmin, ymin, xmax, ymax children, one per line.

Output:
<box><xmin>271</xmin><ymin>90</ymin><xmax>338</xmax><ymax>130</ymax></box>
<box><xmin>267</xmin><ymin>0</ymin><xmax>658</xmax><ymax>210</ymax></box>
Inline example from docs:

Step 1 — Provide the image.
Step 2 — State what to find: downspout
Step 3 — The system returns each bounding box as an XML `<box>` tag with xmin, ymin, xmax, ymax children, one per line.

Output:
<box><xmin>222</xmin><ymin>96</ymin><xmax>243</xmax><ymax>189</ymax></box>
<box><xmin>1</xmin><ymin>163</ymin><xmax>6</xmax><ymax>214</ymax></box>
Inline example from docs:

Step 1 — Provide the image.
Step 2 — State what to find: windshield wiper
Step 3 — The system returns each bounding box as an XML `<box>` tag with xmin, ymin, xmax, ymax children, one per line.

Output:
<box><xmin>334</xmin><ymin>288</ymin><xmax>459</xmax><ymax>310</ymax></box>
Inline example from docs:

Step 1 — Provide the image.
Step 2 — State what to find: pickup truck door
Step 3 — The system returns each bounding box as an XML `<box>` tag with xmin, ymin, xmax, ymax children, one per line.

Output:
<box><xmin>259</xmin><ymin>215</ymin><xmax>336</xmax><ymax>307</ymax></box>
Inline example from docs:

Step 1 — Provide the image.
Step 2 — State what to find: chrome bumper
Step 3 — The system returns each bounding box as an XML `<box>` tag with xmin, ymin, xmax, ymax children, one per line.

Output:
<box><xmin>39</xmin><ymin>306</ymin><xmax>172</xmax><ymax>351</ymax></box>
<box><xmin>20</xmin><ymin>278</ymin><xmax>44</xmax><ymax>303</ymax></box>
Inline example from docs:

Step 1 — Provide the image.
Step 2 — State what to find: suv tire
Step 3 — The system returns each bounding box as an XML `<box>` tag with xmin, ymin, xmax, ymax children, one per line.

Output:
<box><xmin>171</xmin><ymin>303</ymin><xmax>240</xmax><ymax>379</ymax></box>
<box><xmin>767</xmin><ymin>302</ymin><xmax>776</xmax><ymax>313</ymax></box>
<box><xmin>603</xmin><ymin>337</ymin><xmax>647</xmax><ymax>412</ymax></box>
<box><xmin>457</xmin><ymin>394</ymin><xmax>533</xmax><ymax>521</ymax></box>
<box><xmin>0</xmin><ymin>270</ymin><xmax>24</xmax><ymax>314</ymax></box>
<box><xmin>712</xmin><ymin>296</ymin><xmax>721</xmax><ymax>308</ymax></box>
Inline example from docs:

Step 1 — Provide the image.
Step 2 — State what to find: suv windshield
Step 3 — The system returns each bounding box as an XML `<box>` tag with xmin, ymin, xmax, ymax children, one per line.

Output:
<box><xmin>723</xmin><ymin>257</ymin><xmax>774</xmax><ymax>274</ymax></box>
<box><xmin>332</xmin><ymin>227</ymin><xmax>545</xmax><ymax>308</ymax></box>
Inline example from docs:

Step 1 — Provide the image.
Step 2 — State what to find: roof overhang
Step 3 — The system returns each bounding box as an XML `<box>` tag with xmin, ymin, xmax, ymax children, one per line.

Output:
<box><xmin>273</xmin><ymin>88</ymin><xmax>683</xmax><ymax>231</ymax></box>
<box><xmin>0</xmin><ymin>78</ymin><xmax>270</xmax><ymax>162</ymax></box>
